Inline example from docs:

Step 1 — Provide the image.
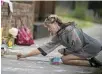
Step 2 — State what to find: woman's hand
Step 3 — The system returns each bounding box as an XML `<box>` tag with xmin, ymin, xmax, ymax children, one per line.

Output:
<box><xmin>17</xmin><ymin>49</ymin><xmax>41</xmax><ymax>60</ymax></box>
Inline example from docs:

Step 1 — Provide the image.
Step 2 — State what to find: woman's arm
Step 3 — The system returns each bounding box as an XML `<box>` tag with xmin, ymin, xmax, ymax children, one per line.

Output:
<box><xmin>38</xmin><ymin>36</ymin><xmax>61</xmax><ymax>56</ymax></box>
<box><xmin>25</xmin><ymin>49</ymin><xmax>41</xmax><ymax>57</ymax></box>
<box><xmin>17</xmin><ymin>36</ymin><xmax>60</xmax><ymax>59</ymax></box>
<box><xmin>17</xmin><ymin>49</ymin><xmax>41</xmax><ymax>59</ymax></box>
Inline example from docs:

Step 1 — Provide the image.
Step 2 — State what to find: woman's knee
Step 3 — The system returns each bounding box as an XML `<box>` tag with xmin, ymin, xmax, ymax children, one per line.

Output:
<box><xmin>61</xmin><ymin>56</ymin><xmax>75</xmax><ymax>64</ymax></box>
<box><xmin>61</xmin><ymin>56</ymin><xmax>69</xmax><ymax>64</ymax></box>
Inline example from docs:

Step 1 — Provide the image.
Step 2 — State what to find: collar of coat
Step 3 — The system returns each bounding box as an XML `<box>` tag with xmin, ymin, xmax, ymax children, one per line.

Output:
<box><xmin>57</xmin><ymin>25</ymin><xmax>76</xmax><ymax>36</ymax></box>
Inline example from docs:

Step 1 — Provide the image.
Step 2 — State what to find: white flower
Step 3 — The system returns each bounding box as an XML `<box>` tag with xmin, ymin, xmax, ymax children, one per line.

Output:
<box><xmin>9</xmin><ymin>28</ymin><xmax>18</xmax><ymax>38</ymax></box>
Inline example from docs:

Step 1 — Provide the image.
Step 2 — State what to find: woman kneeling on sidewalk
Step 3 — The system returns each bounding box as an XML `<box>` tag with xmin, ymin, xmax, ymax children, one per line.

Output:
<box><xmin>17</xmin><ymin>14</ymin><xmax>102</xmax><ymax>67</ymax></box>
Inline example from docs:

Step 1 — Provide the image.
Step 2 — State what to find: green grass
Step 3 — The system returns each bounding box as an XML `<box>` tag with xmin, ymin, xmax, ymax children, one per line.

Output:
<box><xmin>58</xmin><ymin>15</ymin><xmax>94</xmax><ymax>28</ymax></box>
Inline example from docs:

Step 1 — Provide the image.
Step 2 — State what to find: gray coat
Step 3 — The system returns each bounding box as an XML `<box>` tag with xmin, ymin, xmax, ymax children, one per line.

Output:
<box><xmin>38</xmin><ymin>24</ymin><xmax>102</xmax><ymax>58</ymax></box>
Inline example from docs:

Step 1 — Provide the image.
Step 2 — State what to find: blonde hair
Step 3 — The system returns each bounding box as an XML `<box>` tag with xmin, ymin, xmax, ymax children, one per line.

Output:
<box><xmin>44</xmin><ymin>14</ymin><xmax>75</xmax><ymax>28</ymax></box>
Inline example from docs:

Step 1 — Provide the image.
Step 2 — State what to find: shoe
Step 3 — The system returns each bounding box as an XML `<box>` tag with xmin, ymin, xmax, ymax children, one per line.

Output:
<box><xmin>89</xmin><ymin>57</ymin><xmax>102</xmax><ymax>68</ymax></box>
